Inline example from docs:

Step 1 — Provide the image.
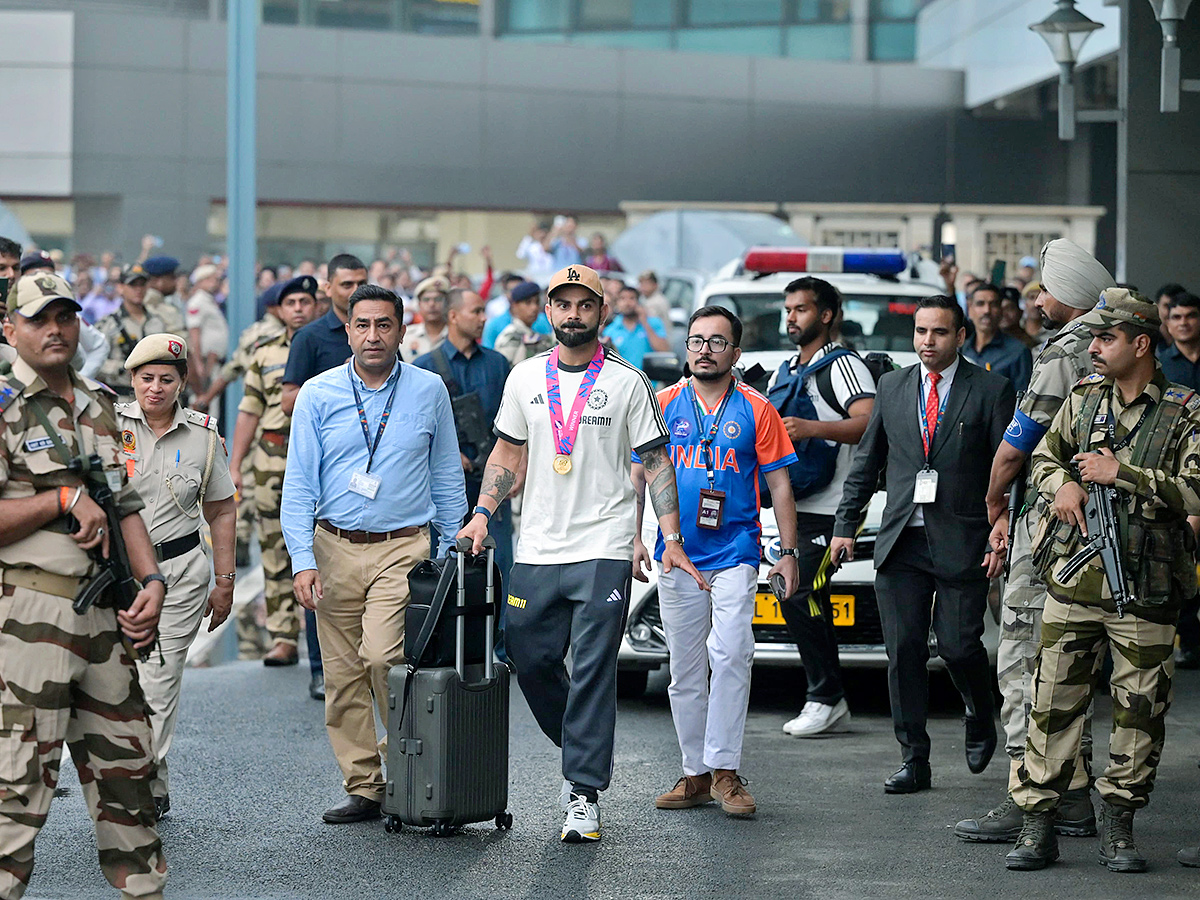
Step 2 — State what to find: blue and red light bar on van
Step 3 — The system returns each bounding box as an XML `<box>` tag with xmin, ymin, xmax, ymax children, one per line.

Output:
<box><xmin>742</xmin><ymin>247</ymin><xmax>907</xmax><ymax>277</ymax></box>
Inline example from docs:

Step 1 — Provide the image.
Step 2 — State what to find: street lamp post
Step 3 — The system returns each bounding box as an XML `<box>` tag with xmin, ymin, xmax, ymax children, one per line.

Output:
<box><xmin>1030</xmin><ymin>0</ymin><xmax>1105</xmax><ymax>140</ymax></box>
<box><xmin>1147</xmin><ymin>0</ymin><xmax>1195</xmax><ymax>112</ymax></box>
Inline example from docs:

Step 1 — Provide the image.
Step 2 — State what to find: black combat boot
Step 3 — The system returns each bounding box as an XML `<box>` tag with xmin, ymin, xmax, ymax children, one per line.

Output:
<box><xmin>1097</xmin><ymin>802</ymin><xmax>1147</xmax><ymax>872</ymax></box>
<box><xmin>955</xmin><ymin>794</ymin><xmax>1023</xmax><ymax>842</ymax></box>
<box><xmin>1054</xmin><ymin>786</ymin><xmax>1097</xmax><ymax>836</ymax></box>
<box><xmin>1005</xmin><ymin>810</ymin><xmax>1059</xmax><ymax>870</ymax></box>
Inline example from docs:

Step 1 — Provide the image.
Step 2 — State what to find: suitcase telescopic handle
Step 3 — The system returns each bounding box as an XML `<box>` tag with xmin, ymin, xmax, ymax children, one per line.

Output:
<box><xmin>454</xmin><ymin>536</ymin><xmax>497</xmax><ymax>681</ymax></box>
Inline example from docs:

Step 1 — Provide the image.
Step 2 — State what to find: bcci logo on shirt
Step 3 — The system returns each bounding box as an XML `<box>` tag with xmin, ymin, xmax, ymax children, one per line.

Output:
<box><xmin>723</xmin><ymin>421</ymin><xmax>741</xmax><ymax>439</ymax></box>
<box><xmin>587</xmin><ymin>389</ymin><xmax>608</xmax><ymax>410</ymax></box>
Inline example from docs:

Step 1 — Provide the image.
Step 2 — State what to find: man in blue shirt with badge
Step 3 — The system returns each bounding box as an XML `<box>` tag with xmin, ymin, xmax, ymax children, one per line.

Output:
<box><xmin>282</xmin><ymin>284</ymin><xmax>466</xmax><ymax>826</ymax></box>
<box><xmin>634</xmin><ymin>306</ymin><xmax>800</xmax><ymax>817</ymax></box>
<box><xmin>603</xmin><ymin>285</ymin><xmax>670</xmax><ymax>370</ymax></box>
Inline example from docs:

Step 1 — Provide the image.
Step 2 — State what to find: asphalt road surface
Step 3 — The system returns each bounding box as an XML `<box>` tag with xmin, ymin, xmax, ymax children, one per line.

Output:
<box><xmin>29</xmin><ymin>660</ymin><xmax>1200</xmax><ymax>899</ymax></box>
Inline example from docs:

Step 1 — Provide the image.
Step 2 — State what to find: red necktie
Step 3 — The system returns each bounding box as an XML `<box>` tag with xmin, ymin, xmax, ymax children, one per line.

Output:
<box><xmin>922</xmin><ymin>371</ymin><xmax>941</xmax><ymax>458</ymax></box>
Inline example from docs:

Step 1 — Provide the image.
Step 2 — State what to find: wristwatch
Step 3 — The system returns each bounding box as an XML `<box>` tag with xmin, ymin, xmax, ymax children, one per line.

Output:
<box><xmin>663</xmin><ymin>532</ymin><xmax>685</xmax><ymax>546</ymax></box>
<box><xmin>142</xmin><ymin>573</ymin><xmax>168</xmax><ymax>592</ymax></box>
<box><xmin>779</xmin><ymin>548</ymin><xmax>799</xmax><ymax>557</ymax></box>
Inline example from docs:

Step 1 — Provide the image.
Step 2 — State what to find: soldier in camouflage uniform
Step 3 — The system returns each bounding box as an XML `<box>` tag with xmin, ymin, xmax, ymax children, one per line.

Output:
<box><xmin>955</xmin><ymin>238</ymin><xmax>1114</xmax><ymax>843</ymax></box>
<box><xmin>0</xmin><ymin>273</ymin><xmax>167</xmax><ymax>899</ymax></box>
<box><xmin>229</xmin><ymin>276</ymin><xmax>319</xmax><ymax>670</ymax></box>
<box><xmin>95</xmin><ymin>265</ymin><xmax>184</xmax><ymax>398</ymax></box>
<box><xmin>1006</xmin><ymin>290</ymin><xmax>1200</xmax><ymax>873</ymax></box>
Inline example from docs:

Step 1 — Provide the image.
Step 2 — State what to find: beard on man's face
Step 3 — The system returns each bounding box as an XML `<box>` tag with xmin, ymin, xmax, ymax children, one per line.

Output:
<box><xmin>555</xmin><ymin>322</ymin><xmax>599</xmax><ymax>348</ymax></box>
<box><xmin>787</xmin><ymin>320</ymin><xmax>823</xmax><ymax>348</ymax></box>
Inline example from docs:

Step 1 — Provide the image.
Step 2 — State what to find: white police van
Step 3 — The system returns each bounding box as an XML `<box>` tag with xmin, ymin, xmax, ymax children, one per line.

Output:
<box><xmin>616</xmin><ymin>247</ymin><xmax>1000</xmax><ymax>697</ymax></box>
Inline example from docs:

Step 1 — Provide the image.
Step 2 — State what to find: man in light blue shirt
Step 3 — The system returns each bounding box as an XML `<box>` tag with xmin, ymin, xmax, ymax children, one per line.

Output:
<box><xmin>603</xmin><ymin>284</ymin><xmax>669</xmax><ymax>370</ymax></box>
<box><xmin>282</xmin><ymin>283</ymin><xmax>467</xmax><ymax>826</ymax></box>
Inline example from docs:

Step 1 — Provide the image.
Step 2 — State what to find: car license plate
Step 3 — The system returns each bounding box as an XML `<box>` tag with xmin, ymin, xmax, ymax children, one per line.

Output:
<box><xmin>752</xmin><ymin>592</ymin><xmax>855</xmax><ymax>626</ymax></box>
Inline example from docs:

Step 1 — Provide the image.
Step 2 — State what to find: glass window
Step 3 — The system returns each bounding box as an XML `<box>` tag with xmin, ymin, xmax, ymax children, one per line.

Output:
<box><xmin>869</xmin><ymin>21</ymin><xmax>916</xmax><ymax>60</ymax></box>
<box><xmin>570</xmin><ymin>29</ymin><xmax>674</xmax><ymax>48</ymax></box>
<box><xmin>503</xmin><ymin>0</ymin><xmax>570</xmax><ymax>31</ymax></box>
<box><xmin>870</xmin><ymin>0</ymin><xmax>922</xmax><ymax>16</ymax></box>
<box><xmin>579</xmin><ymin>0</ymin><xmax>673</xmax><ymax>28</ymax></box>
<box><xmin>261</xmin><ymin>0</ymin><xmax>300</xmax><ymax>24</ymax></box>
<box><xmin>313</xmin><ymin>0</ymin><xmax>394</xmax><ymax>30</ymax></box>
<box><xmin>677</xmin><ymin>26</ymin><xmax>781</xmax><ymax>55</ymax></box>
<box><xmin>795</xmin><ymin>0</ymin><xmax>851</xmax><ymax>22</ymax></box>
<box><xmin>404</xmin><ymin>0</ymin><xmax>480</xmax><ymax>34</ymax></box>
<box><xmin>786</xmin><ymin>22</ymin><xmax>851</xmax><ymax>59</ymax></box>
<box><xmin>688</xmin><ymin>0</ymin><xmax>782</xmax><ymax>26</ymax></box>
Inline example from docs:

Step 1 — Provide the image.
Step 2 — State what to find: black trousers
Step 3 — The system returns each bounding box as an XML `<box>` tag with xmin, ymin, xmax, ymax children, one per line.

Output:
<box><xmin>779</xmin><ymin>512</ymin><xmax>845</xmax><ymax>706</ymax></box>
<box><xmin>874</xmin><ymin>526</ymin><xmax>993</xmax><ymax>763</ymax></box>
<box><xmin>1178</xmin><ymin>592</ymin><xmax>1200</xmax><ymax>652</ymax></box>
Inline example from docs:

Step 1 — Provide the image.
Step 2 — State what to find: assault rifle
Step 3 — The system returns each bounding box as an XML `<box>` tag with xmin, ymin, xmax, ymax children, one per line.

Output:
<box><xmin>70</xmin><ymin>453</ymin><xmax>156</xmax><ymax>660</ymax></box>
<box><xmin>1004</xmin><ymin>464</ymin><xmax>1026</xmax><ymax>580</ymax></box>
<box><xmin>1056</xmin><ymin>467</ymin><xmax>1134</xmax><ymax>617</ymax></box>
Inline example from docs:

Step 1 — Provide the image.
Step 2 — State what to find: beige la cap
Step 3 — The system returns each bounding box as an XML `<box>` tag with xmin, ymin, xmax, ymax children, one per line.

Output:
<box><xmin>10</xmin><ymin>272</ymin><xmax>81</xmax><ymax>318</ymax></box>
<box><xmin>125</xmin><ymin>333</ymin><xmax>189</xmax><ymax>370</ymax></box>
<box><xmin>547</xmin><ymin>264</ymin><xmax>603</xmax><ymax>300</ymax></box>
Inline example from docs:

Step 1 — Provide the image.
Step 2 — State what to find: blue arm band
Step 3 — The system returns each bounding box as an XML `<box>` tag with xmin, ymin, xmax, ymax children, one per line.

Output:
<box><xmin>1003</xmin><ymin>409</ymin><xmax>1047</xmax><ymax>454</ymax></box>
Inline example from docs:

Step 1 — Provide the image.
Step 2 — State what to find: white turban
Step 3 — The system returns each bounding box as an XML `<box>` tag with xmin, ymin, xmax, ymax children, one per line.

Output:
<box><xmin>1038</xmin><ymin>238</ymin><xmax>1115</xmax><ymax>310</ymax></box>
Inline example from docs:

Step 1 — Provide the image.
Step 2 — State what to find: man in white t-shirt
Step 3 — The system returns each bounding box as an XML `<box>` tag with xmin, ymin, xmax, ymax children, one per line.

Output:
<box><xmin>766</xmin><ymin>277</ymin><xmax>877</xmax><ymax>738</ymax></box>
<box><xmin>460</xmin><ymin>264</ymin><xmax>707</xmax><ymax>845</ymax></box>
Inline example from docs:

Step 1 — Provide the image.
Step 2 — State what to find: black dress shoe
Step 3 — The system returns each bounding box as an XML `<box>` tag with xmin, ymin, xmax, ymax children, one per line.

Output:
<box><xmin>884</xmin><ymin>760</ymin><xmax>931</xmax><ymax>794</ymax></box>
<box><xmin>322</xmin><ymin>794</ymin><xmax>381</xmax><ymax>824</ymax></box>
<box><xmin>309</xmin><ymin>672</ymin><xmax>325</xmax><ymax>701</ymax></box>
<box><xmin>964</xmin><ymin>715</ymin><xmax>997</xmax><ymax>774</ymax></box>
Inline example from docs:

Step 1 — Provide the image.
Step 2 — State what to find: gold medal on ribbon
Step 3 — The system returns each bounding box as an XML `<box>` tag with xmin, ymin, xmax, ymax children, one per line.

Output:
<box><xmin>553</xmin><ymin>454</ymin><xmax>573</xmax><ymax>475</ymax></box>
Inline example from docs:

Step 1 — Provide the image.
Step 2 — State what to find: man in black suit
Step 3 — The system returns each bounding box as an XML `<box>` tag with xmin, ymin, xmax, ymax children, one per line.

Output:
<box><xmin>831</xmin><ymin>294</ymin><xmax>1016</xmax><ymax>794</ymax></box>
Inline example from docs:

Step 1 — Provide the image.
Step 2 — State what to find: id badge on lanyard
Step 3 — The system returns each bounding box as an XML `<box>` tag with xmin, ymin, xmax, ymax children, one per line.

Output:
<box><xmin>914</xmin><ymin>378</ymin><xmax>946</xmax><ymax>505</ymax></box>
<box><xmin>349</xmin><ymin>363</ymin><xmax>399</xmax><ymax>500</ymax></box>
<box><xmin>690</xmin><ymin>382</ymin><xmax>733</xmax><ymax>531</ymax></box>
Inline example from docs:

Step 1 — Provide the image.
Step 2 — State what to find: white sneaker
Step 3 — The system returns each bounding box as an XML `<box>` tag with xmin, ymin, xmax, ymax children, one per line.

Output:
<box><xmin>561</xmin><ymin>794</ymin><xmax>601</xmax><ymax>843</ymax></box>
<box><xmin>782</xmin><ymin>701</ymin><xmax>817</xmax><ymax>735</ymax></box>
<box><xmin>783</xmin><ymin>698</ymin><xmax>851</xmax><ymax>737</ymax></box>
<box><xmin>559</xmin><ymin>779</ymin><xmax>572</xmax><ymax>811</ymax></box>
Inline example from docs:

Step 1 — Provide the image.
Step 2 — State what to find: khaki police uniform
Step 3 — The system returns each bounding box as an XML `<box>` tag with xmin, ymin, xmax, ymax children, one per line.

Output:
<box><xmin>96</xmin><ymin>303</ymin><xmax>185</xmax><ymax>397</ymax></box>
<box><xmin>186</xmin><ymin>288</ymin><xmax>229</xmax><ymax>367</ymax></box>
<box><xmin>116</xmin><ymin>380</ymin><xmax>234</xmax><ymax>803</ymax></box>
<box><xmin>0</xmin><ymin>275</ymin><xmax>165</xmax><ymax>899</ymax></box>
<box><xmin>494</xmin><ymin>317</ymin><xmax>554</xmax><ymax>365</ymax></box>
<box><xmin>1016</xmin><ymin>293</ymin><xmax>1200</xmax><ymax>814</ymax></box>
<box><xmin>241</xmin><ymin>331</ymin><xmax>299</xmax><ymax>646</ymax></box>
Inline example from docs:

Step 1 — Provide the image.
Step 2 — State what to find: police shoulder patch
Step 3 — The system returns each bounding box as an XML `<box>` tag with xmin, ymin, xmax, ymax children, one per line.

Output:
<box><xmin>185</xmin><ymin>408</ymin><xmax>220</xmax><ymax>432</ymax></box>
<box><xmin>1076</xmin><ymin>373</ymin><xmax>1105</xmax><ymax>386</ymax></box>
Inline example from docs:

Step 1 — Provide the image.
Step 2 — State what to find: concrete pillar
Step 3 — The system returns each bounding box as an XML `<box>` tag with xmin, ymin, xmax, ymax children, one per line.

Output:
<box><xmin>1122</xmin><ymin>0</ymin><xmax>1200</xmax><ymax>293</ymax></box>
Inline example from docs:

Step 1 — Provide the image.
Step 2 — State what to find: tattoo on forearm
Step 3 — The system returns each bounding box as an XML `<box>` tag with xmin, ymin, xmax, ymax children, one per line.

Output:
<box><xmin>640</xmin><ymin>447</ymin><xmax>679</xmax><ymax>518</ymax></box>
<box><xmin>480</xmin><ymin>464</ymin><xmax>516</xmax><ymax>506</ymax></box>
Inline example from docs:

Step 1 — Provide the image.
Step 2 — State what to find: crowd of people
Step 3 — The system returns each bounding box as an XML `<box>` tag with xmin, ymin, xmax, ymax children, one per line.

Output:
<box><xmin>1</xmin><ymin>226</ymin><xmax>1199</xmax><ymax>900</ymax></box>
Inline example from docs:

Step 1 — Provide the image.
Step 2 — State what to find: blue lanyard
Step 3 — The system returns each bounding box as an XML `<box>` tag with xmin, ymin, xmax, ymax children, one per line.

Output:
<box><xmin>688</xmin><ymin>380</ymin><xmax>735</xmax><ymax>487</ymax></box>
<box><xmin>349</xmin><ymin>362</ymin><xmax>400</xmax><ymax>473</ymax></box>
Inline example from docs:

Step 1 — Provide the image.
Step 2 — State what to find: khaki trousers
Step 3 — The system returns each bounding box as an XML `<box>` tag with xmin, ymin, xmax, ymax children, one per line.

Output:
<box><xmin>312</xmin><ymin>525</ymin><xmax>427</xmax><ymax>800</ymax></box>
<box><xmin>135</xmin><ymin>544</ymin><xmax>211</xmax><ymax>800</ymax></box>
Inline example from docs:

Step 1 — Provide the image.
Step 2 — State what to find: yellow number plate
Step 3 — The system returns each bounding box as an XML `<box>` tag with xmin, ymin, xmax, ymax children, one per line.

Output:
<box><xmin>752</xmin><ymin>593</ymin><xmax>855</xmax><ymax>626</ymax></box>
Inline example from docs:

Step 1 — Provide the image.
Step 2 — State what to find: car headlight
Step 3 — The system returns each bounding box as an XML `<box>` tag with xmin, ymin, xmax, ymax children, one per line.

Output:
<box><xmin>762</xmin><ymin>536</ymin><xmax>781</xmax><ymax>565</ymax></box>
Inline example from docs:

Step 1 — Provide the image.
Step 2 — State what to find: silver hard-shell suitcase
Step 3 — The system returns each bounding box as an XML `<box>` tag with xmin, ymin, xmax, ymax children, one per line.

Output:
<box><xmin>383</xmin><ymin>536</ymin><xmax>511</xmax><ymax>835</ymax></box>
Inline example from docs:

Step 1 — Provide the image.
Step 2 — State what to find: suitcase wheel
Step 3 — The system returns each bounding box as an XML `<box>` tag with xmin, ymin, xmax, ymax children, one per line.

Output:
<box><xmin>383</xmin><ymin>815</ymin><xmax>403</xmax><ymax>834</ymax></box>
<box><xmin>430</xmin><ymin>821</ymin><xmax>454</xmax><ymax>837</ymax></box>
<box><xmin>495</xmin><ymin>812</ymin><xmax>513</xmax><ymax>831</ymax></box>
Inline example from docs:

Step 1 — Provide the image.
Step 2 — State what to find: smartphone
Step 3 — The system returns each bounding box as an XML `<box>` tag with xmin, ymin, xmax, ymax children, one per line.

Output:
<box><xmin>991</xmin><ymin>259</ymin><xmax>1006</xmax><ymax>285</ymax></box>
<box><xmin>455</xmin><ymin>242</ymin><xmax>471</xmax><ymax>255</ymax></box>
<box><xmin>769</xmin><ymin>573</ymin><xmax>787</xmax><ymax>602</ymax></box>
<box><xmin>940</xmin><ymin>245</ymin><xmax>955</xmax><ymax>263</ymax></box>
<box><xmin>553</xmin><ymin>215</ymin><xmax>566</xmax><ymax>228</ymax></box>
<box><xmin>0</xmin><ymin>277</ymin><xmax>9</xmax><ymax>301</ymax></box>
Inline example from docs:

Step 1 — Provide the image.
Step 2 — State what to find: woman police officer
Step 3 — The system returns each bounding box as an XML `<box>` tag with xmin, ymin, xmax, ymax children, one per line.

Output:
<box><xmin>116</xmin><ymin>333</ymin><xmax>237</xmax><ymax>820</ymax></box>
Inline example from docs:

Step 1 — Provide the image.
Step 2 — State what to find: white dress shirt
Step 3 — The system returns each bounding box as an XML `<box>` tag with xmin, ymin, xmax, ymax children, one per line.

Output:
<box><xmin>909</xmin><ymin>355</ymin><xmax>959</xmax><ymax>527</ymax></box>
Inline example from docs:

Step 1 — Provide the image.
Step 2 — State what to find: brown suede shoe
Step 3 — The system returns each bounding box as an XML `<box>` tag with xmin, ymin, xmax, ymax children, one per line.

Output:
<box><xmin>655</xmin><ymin>773</ymin><xmax>713</xmax><ymax>809</ymax></box>
<box><xmin>711</xmin><ymin>769</ymin><xmax>756</xmax><ymax>816</ymax></box>
<box><xmin>262</xmin><ymin>640</ymin><xmax>299</xmax><ymax>667</ymax></box>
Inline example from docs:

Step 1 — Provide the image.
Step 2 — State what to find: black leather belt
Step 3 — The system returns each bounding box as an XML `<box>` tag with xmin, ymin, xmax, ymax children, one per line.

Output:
<box><xmin>156</xmin><ymin>531</ymin><xmax>201</xmax><ymax>563</ymax></box>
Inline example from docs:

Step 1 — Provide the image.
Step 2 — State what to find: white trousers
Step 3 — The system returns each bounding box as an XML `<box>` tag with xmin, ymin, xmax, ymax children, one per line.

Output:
<box><xmin>135</xmin><ymin>544</ymin><xmax>211</xmax><ymax>798</ymax></box>
<box><xmin>658</xmin><ymin>563</ymin><xmax>757</xmax><ymax>774</ymax></box>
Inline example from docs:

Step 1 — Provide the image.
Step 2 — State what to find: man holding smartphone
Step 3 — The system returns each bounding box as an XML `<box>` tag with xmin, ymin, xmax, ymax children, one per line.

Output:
<box><xmin>633</xmin><ymin>305</ymin><xmax>798</xmax><ymax>817</ymax></box>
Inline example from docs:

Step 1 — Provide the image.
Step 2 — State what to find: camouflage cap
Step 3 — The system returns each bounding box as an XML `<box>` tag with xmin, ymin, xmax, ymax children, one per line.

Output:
<box><xmin>124</xmin><ymin>332</ymin><xmax>188</xmax><ymax>370</ymax></box>
<box><xmin>1076</xmin><ymin>287</ymin><xmax>1160</xmax><ymax>333</ymax></box>
<box><xmin>121</xmin><ymin>263</ymin><xmax>149</xmax><ymax>285</ymax></box>
<box><xmin>10</xmin><ymin>272</ymin><xmax>81</xmax><ymax>318</ymax></box>
<box><xmin>547</xmin><ymin>264</ymin><xmax>603</xmax><ymax>300</ymax></box>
